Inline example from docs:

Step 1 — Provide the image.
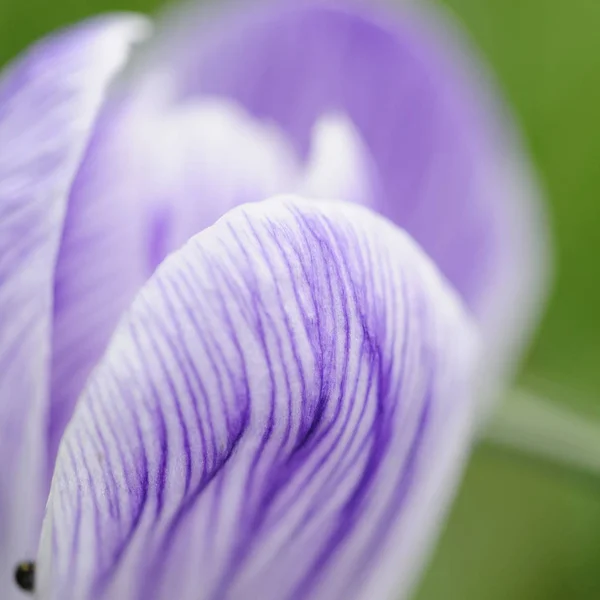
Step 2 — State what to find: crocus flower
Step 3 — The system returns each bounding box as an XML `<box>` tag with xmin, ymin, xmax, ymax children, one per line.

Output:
<box><xmin>0</xmin><ymin>1</ymin><xmax>548</xmax><ymax>599</ymax></box>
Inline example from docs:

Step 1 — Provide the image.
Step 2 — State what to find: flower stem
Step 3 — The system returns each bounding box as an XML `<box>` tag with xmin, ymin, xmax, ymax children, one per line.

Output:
<box><xmin>481</xmin><ymin>388</ymin><xmax>600</xmax><ymax>486</ymax></box>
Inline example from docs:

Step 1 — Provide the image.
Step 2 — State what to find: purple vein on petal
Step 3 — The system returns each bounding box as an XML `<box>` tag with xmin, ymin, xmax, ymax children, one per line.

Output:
<box><xmin>39</xmin><ymin>198</ymin><xmax>478</xmax><ymax>600</ymax></box>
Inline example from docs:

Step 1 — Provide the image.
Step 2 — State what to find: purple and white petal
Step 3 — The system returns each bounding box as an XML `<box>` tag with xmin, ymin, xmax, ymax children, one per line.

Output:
<box><xmin>39</xmin><ymin>198</ymin><xmax>478</xmax><ymax>600</ymax></box>
<box><xmin>157</xmin><ymin>0</ymin><xmax>550</xmax><ymax>382</ymax></box>
<box><xmin>0</xmin><ymin>15</ymin><xmax>149</xmax><ymax>596</ymax></box>
<box><xmin>47</xmin><ymin>80</ymin><xmax>376</xmax><ymax>471</ymax></box>
<box><xmin>47</xmin><ymin>93</ymin><xmax>300</xmax><ymax>465</ymax></box>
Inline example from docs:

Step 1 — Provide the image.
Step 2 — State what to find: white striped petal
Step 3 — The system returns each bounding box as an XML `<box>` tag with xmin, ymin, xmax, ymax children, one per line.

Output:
<box><xmin>39</xmin><ymin>197</ymin><xmax>478</xmax><ymax>600</ymax></box>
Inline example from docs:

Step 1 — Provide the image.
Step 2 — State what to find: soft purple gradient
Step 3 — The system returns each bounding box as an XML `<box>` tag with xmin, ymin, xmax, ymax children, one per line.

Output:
<box><xmin>39</xmin><ymin>198</ymin><xmax>478</xmax><ymax>600</ymax></box>
<box><xmin>159</xmin><ymin>0</ymin><xmax>549</xmax><ymax>382</ymax></box>
<box><xmin>0</xmin><ymin>16</ymin><xmax>149</xmax><ymax>599</ymax></box>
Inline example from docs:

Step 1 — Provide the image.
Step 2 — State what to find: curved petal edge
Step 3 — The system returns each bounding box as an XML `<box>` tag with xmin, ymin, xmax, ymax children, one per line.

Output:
<box><xmin>0</xmin><ymin>13</ymin><xmax>150</xmax><ymax>597</ymax></box>
<box><xmin>40</xmin><ymin>197</ymin><xmax>479</xmax><ymax>600</ymax></box>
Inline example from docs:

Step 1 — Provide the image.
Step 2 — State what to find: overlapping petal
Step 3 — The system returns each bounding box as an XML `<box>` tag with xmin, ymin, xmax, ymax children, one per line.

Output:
<box><xmin>47</xmin><ymin>88</ymin><xmax>377</xmax><ymax>470</ymax></box>
<box><xmin>0</xmin><ymin>15</ymin><xmax>149</xmax><ymax>596</ymax></box>
<box><xmin>39</xmin><ymin>198</ymin><xmax>478</xmax><ymax>600</ymax></box>
<box><xmin>0</xmin><ymin>15</ymin><xmax>380</xmax><ymax>594</ymax></box>
<box><xmin>47</xmin><ymin>95</ymin><xmax>298</xmax><ymax>465</ymax></box>
<box><xmin>161</xmin><ymin>0</ymin><xmax>549</xmax><ymax>380</ymax></box>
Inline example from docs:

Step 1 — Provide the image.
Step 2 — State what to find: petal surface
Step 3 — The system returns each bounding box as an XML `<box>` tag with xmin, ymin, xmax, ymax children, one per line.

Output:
<box><xmin>48</xmin><ymin>83</ymin><xmax>376</xmax><ymax>469</ymax></box>
<box><xmin>39</xmin><ymin>198</ymin><xmax>478</xmax><ymax>600</ymax></box>
<box><xmin>47</xmin><ymin>94</ymin><xmax>298</xmax><ymax>465</ymax></box>
<box><xmin>163</xmin><ymin>0</ymin><xmax>550</xmax><ymax>381</ymax></box>
<box><xmin>0</xmin><ymin>15</ymin><xmax>149</xmax><ymax>597</ymax></box>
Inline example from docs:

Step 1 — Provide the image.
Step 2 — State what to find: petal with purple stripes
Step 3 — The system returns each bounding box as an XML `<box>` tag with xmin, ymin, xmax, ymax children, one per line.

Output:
<box><xmin>47</xmin><ymin>90</ymin><xmax>376</xmax><ymax>476</ymax></box>
<box><xmin>0</xmin><ymin>15</ymin><xmax>149</xmax><ymax>597</ymax></box>
<box><xmin>47</xmin><ymin>95</ymin><xmax>298</xmax><ymax>466</ymax></box>
<box><xmin>39</xmin><ymin>198</ymin><xmax>478</xmax><ymax>600</ymax></box>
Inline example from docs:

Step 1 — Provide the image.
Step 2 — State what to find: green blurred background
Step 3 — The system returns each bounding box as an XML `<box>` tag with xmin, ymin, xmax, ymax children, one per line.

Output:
<box><xmin>1</xmin><ymin>0</ymin><xmax>599</xmax><ymax>598</ymax></box>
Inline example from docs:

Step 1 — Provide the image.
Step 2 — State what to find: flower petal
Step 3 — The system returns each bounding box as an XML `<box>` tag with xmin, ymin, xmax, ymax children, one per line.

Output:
<box><xmin>39</xmin><ymin>198</ymin><xmax>478</xmax><ymax>600</ymax></box>
<box><xmin>47</xmin><ymin>95</ymin><xmax>299</xmax><ymax>463</ymax></box>
<box><xmin>0</xmin><ymin>14</ymin><xmax>149</xmax><ymax>595</ymax></box>
<box><xmin>164</xmin><ymin>0</ymin><xmax>550</xmax><ymax>381</ymax></box>
<box><xmin>48</xmin><ymin>88</ymin><xmax>377</xmax><ymax>467</ymax></box>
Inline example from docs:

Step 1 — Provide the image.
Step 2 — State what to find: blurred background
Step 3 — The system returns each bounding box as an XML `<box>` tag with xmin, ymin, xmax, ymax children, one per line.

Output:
<box><xmin>1</xmin><ymin>0</ymin><xmax>599</xmax><ymax>598</ymax></box>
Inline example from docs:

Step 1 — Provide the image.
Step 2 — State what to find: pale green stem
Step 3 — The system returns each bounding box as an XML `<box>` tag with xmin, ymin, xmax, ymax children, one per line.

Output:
<box><xmin>481</xmin><ymin>388</ymin><xmax>600</xmax><ymax>484</ymax></box>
